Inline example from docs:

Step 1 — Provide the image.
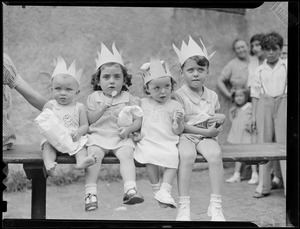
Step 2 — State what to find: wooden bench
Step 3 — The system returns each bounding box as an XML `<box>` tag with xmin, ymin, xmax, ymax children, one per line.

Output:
<box><xmin>3</xmin><ymin>142</ymin><xmax>286</xmax><ymax>219</ymax></box>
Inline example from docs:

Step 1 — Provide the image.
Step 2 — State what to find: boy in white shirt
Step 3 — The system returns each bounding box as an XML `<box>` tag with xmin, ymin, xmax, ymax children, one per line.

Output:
<box><xmin>251</xmin><ymin>32</ymin><xmax>287</xmax><ymax>198</ymax></box>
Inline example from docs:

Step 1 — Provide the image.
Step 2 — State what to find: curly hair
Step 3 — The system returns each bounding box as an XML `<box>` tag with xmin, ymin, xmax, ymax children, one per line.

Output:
<box><xmin>90</xmin><ymin>62</ymin><xmax>132</xmax><ymax>91</ymax></box>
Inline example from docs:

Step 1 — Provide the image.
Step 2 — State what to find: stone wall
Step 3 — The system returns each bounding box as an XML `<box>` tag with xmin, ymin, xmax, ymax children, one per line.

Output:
<box><xmin>3</xmin><ymin>2</ymin><xmax>287</xmax><ymax>144</ymax></box>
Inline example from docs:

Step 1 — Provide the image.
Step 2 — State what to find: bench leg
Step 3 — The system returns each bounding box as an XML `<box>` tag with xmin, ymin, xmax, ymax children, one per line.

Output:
<box><xmin>23</xmin><ymin>164</ymin><xmax>47</xmax><ymax>219</ymax></box>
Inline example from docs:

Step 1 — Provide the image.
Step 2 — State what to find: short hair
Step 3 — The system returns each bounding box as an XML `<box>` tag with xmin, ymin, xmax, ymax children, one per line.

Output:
<box><xmin>232</xmin><ymin>38</ymin><xmax>248</xmax><ymax>52</ymax></box>
<box><xmin>90</xmin><ymin>62</ymin><xmax>132</xmax><ymax>91</ymax></box>
<box><xmin>250</xmin><ymin>33</ymin><xmax>265</xmax><ymax>55</ymax></box>
<box><xmin>181</xmin><ymin>55</ymin><xmax>210</xmax><ymax>70</ymax></box>
<box><xmin>143</xmin><ymin>76</ymin><xmax>177</xmax><ymax>95</ymax></box>
<box><xmin>261</xmin><ymin>32</ymin><xmax>284</xmax><ymax>50</ymax></box>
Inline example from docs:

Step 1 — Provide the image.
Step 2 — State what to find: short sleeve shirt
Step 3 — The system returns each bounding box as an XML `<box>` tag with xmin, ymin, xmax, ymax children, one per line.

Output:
<box><xmin>219</xmin><ymin>57</ymin><xmax>249</xmax><ymax>90</ymax></box>
<box><xmin>173</xmin><ymin>84</ymin><xmax>220</xmax><ymax>123</ymax></box>
<box><xmin>3</xmin><ymin>53</ymin><xmax>22</xmax><ymax>148</ymax></box>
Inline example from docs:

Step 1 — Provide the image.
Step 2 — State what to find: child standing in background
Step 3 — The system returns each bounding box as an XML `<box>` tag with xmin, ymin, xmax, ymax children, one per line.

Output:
<box><xmin>36</xmin><ymin>56</ymin><xmax>96</xmax><ymax>177</ymax></box>
<box><xmin>134</xmin><ymin>58</ymin><xmax>184</xmax><ymax>208</ymax></box>
<box><xmin>84</xmin><ymin>42</ymin><xmax>144</xmax><ymax>211</ymax></box>
<box><xmin>172</xmin><ymin>36</ymin><xmax>226</xmax><ymax>221</ymax></box>
<box><xmin>251</xmin><ymin>32</ymin><xmax>287</xmax><ymax>198</ymax></box>
<box><xmin>225</xmin><ymin>88</ymin><xmax>258</xmax><ymax>184</ymax></box>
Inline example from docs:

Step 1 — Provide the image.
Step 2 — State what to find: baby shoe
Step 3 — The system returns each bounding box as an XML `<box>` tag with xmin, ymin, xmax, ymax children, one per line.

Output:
<box><xmin>123</xmin><ymin>188</ymin><xmax>144</xmax><ymax>205</ymax></box>
<box><xmin>154</xmin><ymin>189</ymin><xmax>177</xmax><ymax>208</ymax></box>
<box><xmin>85</xmin><ymin>193</ymin><xmax>98</xmax><ymax>211</ymax></box>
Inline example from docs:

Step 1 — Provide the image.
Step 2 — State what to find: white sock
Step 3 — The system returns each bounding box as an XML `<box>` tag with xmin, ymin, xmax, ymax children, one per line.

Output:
<box><xmin>273</xmin><ymin>176</ymin><xmax>280</xmax><ymax>183</ymax></box>
<box><xmin>124</xmin><ymin>180</ymin><xmax>137</xmax><ymax>194</ymax></box>
<box><xmin>85</xmin><ymin>183</ymin><xmax>97</xmax><ymax>195</ymax></box>
<box><xmin>160</xmin><ymin>182</ymin><xmax>172</xmax><ymax>193</ymax></box>
<box><xmin>233</xmin><ymin>172</ymin><xmax>240</xmax><ymax>177</ymax></box>
<box><xmin>151</xmin><ymin>182</ymin><xmax>160</xmax><ymax>195</ymax></box>
<box><xmin>210</xmin><ymin>194</ymin><xmax>222</xmax><ymax>206</ymax></box>
<box><xmin>178</xmin><ymin>196</ymin><xmax>190</xmax><ymax>205</ymax></box>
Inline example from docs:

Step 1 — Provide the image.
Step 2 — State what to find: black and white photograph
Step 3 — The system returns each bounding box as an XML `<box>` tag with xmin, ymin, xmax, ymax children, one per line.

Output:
<box><xmin>2</xmin><ymin>1</ymin><xmax>299</xmax><ymax>228</ymax></box>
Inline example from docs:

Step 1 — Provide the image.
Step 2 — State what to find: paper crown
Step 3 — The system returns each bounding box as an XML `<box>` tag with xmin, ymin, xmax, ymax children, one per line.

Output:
<box><xmin>173</xmin><ymin>35</ymin><xmax>216</xmax><ymax>66</ymax></box>
<box><xmin>52</xmin><ymin>56</ymin><xmax>83</xmax><ymax>86</ymax></box>
<box><xmin>95</xmin><ymin>42</ymin><xmax>124</xmax><ymax>69</ymax></box>
<box><xmin>141</xmin><ymin>57</ymin><xmax>172</xmax><ymax>85</ymax></box>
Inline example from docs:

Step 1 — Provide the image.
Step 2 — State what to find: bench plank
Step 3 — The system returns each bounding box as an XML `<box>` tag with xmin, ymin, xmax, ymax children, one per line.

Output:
<box><xmin>3</xmin><ymin>142</ymin><xmax>286</xmax><ymax>165</ymax></box>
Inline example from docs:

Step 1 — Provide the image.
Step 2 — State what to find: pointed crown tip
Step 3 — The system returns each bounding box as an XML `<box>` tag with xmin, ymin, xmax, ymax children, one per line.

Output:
<box><xmin>173</xmin><ymin>35</ymin><xmax>216</xmax><ymax>65</ymax></box>
<box><xmin>95</xmin><ymin>42</ymin><xmax>124</xmax><ymax>69</ymax></box>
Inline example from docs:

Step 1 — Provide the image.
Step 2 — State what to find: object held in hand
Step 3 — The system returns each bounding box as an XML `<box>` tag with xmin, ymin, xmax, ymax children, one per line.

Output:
<box><xmin>111</xmin><ymin>91</ymin><xmax>117</xmax><ymax>97</ymax></box>
<box><xmin>215</xmin><ymin>122</ymin><xmax>221</xmax><ymax>128</ymax></box>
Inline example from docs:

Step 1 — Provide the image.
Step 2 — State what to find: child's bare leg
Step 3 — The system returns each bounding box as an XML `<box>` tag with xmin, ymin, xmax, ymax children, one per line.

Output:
<box><xmin>115</xmin><ymin>146</ymin><xmax>144</xmax><ymax>205</ymax></box>
<box><xmin>42</xmin><ymin>141</ymin><xmax>57</xmax><ymax>177</ymax></box>
<box><xmin>197</xmin><ymin>138</ymin><xmax>225</xmax><ymax>221</ymax></box>
<box><xmin>155</xmin><ymin>167</ymin><xmax>177</xmax><ymax>208</ymax></box>
<box><xmin>75</xmin><ymin>147</ymin><xmax>96</xmax><ymax>169</ymax></box>
<box><xmin>176</xmin><ymin>139</ymin><xmax>197</xmax><ymax>220</ymax></box>
<box><xmin>146</xmin><ymin>164</ymin><xmax>160</xmax><ymax>184</ymax></box>
<box><xmin>84</xmin><ymin>146</ymin><xmax>105</xmax><ymax>211</ymax></box>
<box><xmin>177</xmin><ymin>139</ymin><xmax>197</xmax><ymax>196</ymax></box>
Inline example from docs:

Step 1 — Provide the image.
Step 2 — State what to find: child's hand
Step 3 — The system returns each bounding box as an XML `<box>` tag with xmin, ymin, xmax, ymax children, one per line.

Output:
<box><xmin>205</xmin><ymin>124</ymin><xmax>222</xmax><ymax>138</ymax></box>
<box><xmin>130</xmin><ymin>132</ymin><xmax>144</xmax><ymax>142</ymax></box>
<box><xmin>173</xmin><ymin>110</ymin><xmax>184</xmax><ymax>129</ymax></box>
<box><xmin>103</xmin><ymin>97</ymin><xmax>114</xmax><ymax>109</ymax></box>
<box><xmin>117</xmin><ymin>127</ymin><xmax>130</xmax><ymax>139</ymax></box>
<box><xmin>71</xmin><ymin>131</ymin><xmax>81</xmax><ymax>142</ymax></box>
<box><xmin>207</xmin><ymin>114</ymin><xmax>225</xmax><ymax>126</ymax></box>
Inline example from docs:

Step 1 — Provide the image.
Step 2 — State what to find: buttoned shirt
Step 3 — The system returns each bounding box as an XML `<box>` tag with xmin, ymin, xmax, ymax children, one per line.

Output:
<box><xmin>251</xmin><ymin>58</ymin><xmax>287</xmax><ymax>98</ymax></box>
<box><xmin>3</xmin><ymin>53</ymin><xmax>21</xmax><ymax>148</ymax></box>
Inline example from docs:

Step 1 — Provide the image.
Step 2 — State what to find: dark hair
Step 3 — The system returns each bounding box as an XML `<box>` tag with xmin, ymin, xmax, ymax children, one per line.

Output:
<box><xmin>250</xmin><ymin>33</ymin><xmax>265</xmax><ymax>55</ymax></box>
<box><xmin>232</xmin><ymin>38</ymin><xmax>247</xmax><ymax>52</ymax></box>
<box><xmin>231</xmin><ymin>87</ymin><xmax>251</xmax><ymax>104</ymax></box>
<box><xmin>261</xmin><ymin>32</ymin><xmax>284</xmax><ymax>50</ymax></box>
<box><xmin>143</xmin><ymin>77</ymin><xmax>177</xmax><ymax>95</ymax></box>
<box><xmin>90</xmin><ymin>62</ymin><xmax>132</xmax><ymax>91</ymax></box>
<box><xmin>181</xmin><ymin>55</ymin><xmax>209</xmax><ymax>69</ymax></box>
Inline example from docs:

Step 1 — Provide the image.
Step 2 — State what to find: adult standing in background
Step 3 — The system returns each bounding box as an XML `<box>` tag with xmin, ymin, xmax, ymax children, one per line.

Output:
<box><xmin>247</xmin><ymin>33</ymin><xmax>266</xmax><ymax>90</ymax></box>
<box><xmin>3</xmin><ymin>53</ymin><xmax>48</xmax><ymax>150</ymax></box>
<box><xmin>217</xmin><ymin>38</ymin><xmax>250</xmax><ymax>100</ymax></box>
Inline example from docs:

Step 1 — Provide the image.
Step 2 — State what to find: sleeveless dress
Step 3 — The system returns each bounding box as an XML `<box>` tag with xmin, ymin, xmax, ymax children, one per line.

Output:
<box><xmin>39</xmin><ymin>100</ymin><xmax>87</xmax><ymax>155</ymax></box>
<box><xmin>86</xmin><ymin>91</ymin><xmax>140</xmax><ymax>150</ymax></box>
<box><xmin>134</xmin><ymin>97</ymin><xmax>183</xmax><ymax>169</ymax></box>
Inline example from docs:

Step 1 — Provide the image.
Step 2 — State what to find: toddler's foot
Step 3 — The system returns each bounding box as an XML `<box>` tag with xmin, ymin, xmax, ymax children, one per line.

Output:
<box><xmin>154</xmin><ymin>189</ymin><xmax>177</xmax><ymax>208</ymax></box>
<box><xmin>85</xmin><ymin>193</ymin><xmax>98</xmax><ymax>211</ymax></box>
<box><xmin>123</xmin><ymin>188</ymin><xmax>144</xmax><ymax>205</ymax></box>
<box><xmin>76</xmin><ymin>153</ymin><xmax>97</xmax><ymax>169</ymax></box>
<box><xmin>45</xmin><ymin>162</ymin><xmax>57</xmax><ymax>177</ymax></box>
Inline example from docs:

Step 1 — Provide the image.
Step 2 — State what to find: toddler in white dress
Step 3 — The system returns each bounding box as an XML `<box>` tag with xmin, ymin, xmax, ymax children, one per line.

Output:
<box><xmin>134</xmin><ymin>58</ymin><xmax>184</xmax><ymax>208</ymax></box>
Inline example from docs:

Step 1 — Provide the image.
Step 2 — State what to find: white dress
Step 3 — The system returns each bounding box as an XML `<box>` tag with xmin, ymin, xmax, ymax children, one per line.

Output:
<box><xmin>134</xmin><ymin>97</ymin><xmax>183</xmax><ymax>169</ymax></box>
<box><xmin>37</xmin><ymin>100</ymin><xmax>87</xmax><ymax>155</ymax></box>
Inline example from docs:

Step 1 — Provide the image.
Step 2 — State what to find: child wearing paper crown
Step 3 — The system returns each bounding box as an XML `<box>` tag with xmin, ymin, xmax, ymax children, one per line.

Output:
<box><xmin>134</xmin><ymin>58</ymin><xmax>184</xmax><ymax>209</ymax></box>
<box><xmin>34</xmin><ymin>56</ymin><xmax>96</xmax><ymax>177</ymax></box>
<box><xmin>172</xmin><ymin>36</ymin><xmax>226</xmax><ymax>221</ymax></box>
<box><xmin>84</xmin><ymin>42</ymin><xmax>144</xmax><ymax>211</ymax></box>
